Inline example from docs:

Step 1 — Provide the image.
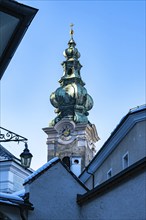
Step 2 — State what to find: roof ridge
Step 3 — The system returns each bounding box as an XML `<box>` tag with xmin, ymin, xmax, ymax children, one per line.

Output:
<box><xmin>60</xmin><ymin>161</ymin><xmax>89</xmax><ymax>191</ymax></box>
<box><xmin>24</xmin><ymin>157</ymin><xmax>88</xmax><ymax>191</ymax></box>
<box><xmin>23</xmin><ymin>157</ymin><xmax>60</xmax><ymax>185</ymax></box>
<box><xmin>0</xmin><ymin>144</ymin><xmax>18</xmax><ymax>160</ymax></box>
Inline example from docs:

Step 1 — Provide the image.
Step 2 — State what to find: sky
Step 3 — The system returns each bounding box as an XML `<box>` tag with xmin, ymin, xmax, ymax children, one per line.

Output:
<box><xmin>1</xmin><ymin>0</ymin><xmax>145</xmax><ymax>170</ymax></box>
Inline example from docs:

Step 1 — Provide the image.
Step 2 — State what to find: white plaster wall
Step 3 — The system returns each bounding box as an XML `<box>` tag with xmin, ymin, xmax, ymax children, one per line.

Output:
<box><xmin>27</xmin><ymin>162</ymin><xmax>87</xmax><ymax>220</ymax></box>
<box><xmin>0</xmin><ymin>161</ymin><xmax>14</xmax><ymax>193</ymax></box>
<box><xmin>81</xmin><ymin>171</ymin><xmax>146</xmax><ymax>220</ymax></box>
<box><xmin>85</xmin><ymin>121</ymin><xmax>146</xmax><ymax>189</ymax></box>
<box><xmin>0</xmin><ymin>161</ymin><xmax>32</xmax><ymax>193</ymax></box>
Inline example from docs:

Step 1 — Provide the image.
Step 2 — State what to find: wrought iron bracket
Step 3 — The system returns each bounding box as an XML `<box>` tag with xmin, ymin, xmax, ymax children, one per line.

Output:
<box><xmin>0</xmin><ymin>127</ymin><xmax>28</xmax><ymax>143</ymax></box>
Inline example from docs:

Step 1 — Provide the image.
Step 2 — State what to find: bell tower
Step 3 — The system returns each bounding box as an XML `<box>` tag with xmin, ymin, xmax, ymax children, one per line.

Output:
<box><xmin>43</xmin><ymin>25</ymin><xmax>99</xmax><ymax>176</ymax></box>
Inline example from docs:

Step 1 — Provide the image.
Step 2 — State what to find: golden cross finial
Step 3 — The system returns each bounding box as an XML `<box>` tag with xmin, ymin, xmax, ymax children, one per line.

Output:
<box><xmin>70</xmin><ymin>23</ymin><xmax>74</xmax><ymax>38</ymax></box>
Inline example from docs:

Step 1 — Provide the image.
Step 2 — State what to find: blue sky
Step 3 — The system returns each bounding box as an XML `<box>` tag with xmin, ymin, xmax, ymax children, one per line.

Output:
<box><xmin>1</xmin><ymin>0</ymin><xmax>145</xmax><ymax>170</ymax></box>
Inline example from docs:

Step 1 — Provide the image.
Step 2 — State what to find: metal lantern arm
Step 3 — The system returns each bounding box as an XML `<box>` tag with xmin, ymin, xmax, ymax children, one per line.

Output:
<box><xmin>0</xmin><ymin>126</ymin><xmax>33</xmax><ymax>169</ymax></box>
<box><xmin>0</xmin><ymin>126</ymin><xmax>27</xmax><ymax>143</ymax></box>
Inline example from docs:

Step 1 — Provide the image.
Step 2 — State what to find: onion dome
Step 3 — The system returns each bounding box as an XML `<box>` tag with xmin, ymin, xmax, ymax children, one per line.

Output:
<box><xmin>63</xmin><ymin>24</ymin><xmax>80</xmax><ymax>61</ymax></box>
<box><xmin>63</xmin><ymin>39</ymin><xmax>80</xmax><ymax>61</ymax></box>
<box><xmin>49</xmin><ymin>24</ymin><xmax>93</xmax><ymax>126</ymax></box>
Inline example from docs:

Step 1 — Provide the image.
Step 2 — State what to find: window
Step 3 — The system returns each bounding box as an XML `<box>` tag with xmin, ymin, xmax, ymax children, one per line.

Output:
<box><xmin>107</xmin><ymin>168</ymin><xmax>112</xmax><ymax>179</ymax></box>
<box><xmin>74</xmin><ymin>159</ymin><xmax>79</xmax><ymax>164</ymax></box>
<box><xmin>123</xmin><ymin>152</ymin><xmax>129</xmax><ymax>169</ymax></box>
<box><xmin>62</xmin><ymin>156</ymin><xmax>70</xmax><ymax>169</ymax></box>
<box><xmin>71</xmin><ymin>157</ymin><xmax>81</xmax><ymax>176</ymax></box>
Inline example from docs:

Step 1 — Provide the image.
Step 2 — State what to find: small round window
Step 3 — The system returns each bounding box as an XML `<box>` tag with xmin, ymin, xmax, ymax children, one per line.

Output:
<box><xmin>74</xmin><ymin>159</ymin><xmax>79</xmax><ymax>164</ymax></box>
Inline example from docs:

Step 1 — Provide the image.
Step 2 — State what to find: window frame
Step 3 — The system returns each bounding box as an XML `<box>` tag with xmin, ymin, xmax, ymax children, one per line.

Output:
<box><xmin>122</xmin><ymin>152</ymin><xmax>129</xmax><ymax>169</ymax></box>
<box><xmin>107</xmin><ymin>168</ymin><xmax>112</xmax><ymax>179</ymax></box>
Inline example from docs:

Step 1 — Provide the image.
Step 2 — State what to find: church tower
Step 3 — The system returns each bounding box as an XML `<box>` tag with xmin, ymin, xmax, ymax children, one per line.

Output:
<box><xmin>43</xmin><ymin>25</ymin><xmax>99</xmax><ymax>176</ymax></box>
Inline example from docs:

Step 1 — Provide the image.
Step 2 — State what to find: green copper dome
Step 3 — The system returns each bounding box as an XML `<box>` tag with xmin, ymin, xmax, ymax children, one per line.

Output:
<box><xmin>49</xmin><ymin>25</ymin><xmax>93</xmax><ymax>126</ymax></box>
<box><xmin>63</xmin><ymin>38</ymin><xmax>80</xmax><ymax>61</ymax></box>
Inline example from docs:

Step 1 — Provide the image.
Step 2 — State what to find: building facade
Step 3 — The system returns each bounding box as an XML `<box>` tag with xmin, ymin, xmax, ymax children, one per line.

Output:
<box><xmin>79</xmin><ymin>105</ymin><xmax>146</xmax><ymax>189</ymax></box>
<box><xmin>0</xmin><ymin>145</ymin><xmax>33</xmax><ymax>193</ymax></box>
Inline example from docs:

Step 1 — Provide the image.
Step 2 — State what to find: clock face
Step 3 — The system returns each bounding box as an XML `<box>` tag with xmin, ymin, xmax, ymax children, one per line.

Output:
<box><xmin>56</xmin><ymin>121</ymin><xmax>75</xmax><ymax>143</ymax></box>
<box><xmin>59</xmin><ymin>125</ymin><xmax>73</xmax><ymax>141</ymax></box>
<box><xmin>62</xmin><ymin>128</ymin><xmax>70</xmax><ymax>137</ymax></box>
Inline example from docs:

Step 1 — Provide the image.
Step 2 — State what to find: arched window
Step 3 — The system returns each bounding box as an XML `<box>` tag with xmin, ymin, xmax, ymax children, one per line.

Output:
<box><xmin>62</xmin><ymin>156</ymin><xmax>70</xmax><ymax>169</ymax></box>
<box><xmin>68</xmin><ymin>68</ymin><xmax>72</xmax><ymax>75</ymax></box>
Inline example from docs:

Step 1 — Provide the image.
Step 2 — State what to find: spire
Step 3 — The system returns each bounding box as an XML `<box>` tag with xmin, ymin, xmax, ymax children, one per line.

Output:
<box><xmin>49</xmin><ymin>25</ymin><xmax>93</xmax><ymax>126</ymax></box>
<box><xmin>70</xmin><ymin>23</ymin><xmax>74</xmax><ymax>39</ymax></box>
<box><xmin>63</xmin><ymin>24</ymin><xmax>80</xmax><ymax>61</ymax></box>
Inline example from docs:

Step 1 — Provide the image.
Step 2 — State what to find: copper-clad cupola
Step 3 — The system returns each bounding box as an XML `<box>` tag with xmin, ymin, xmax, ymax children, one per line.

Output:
<box><xmin>50</xmin><ymin>24</ymin><xmax>94</xmax><ymax>126</ymax></box>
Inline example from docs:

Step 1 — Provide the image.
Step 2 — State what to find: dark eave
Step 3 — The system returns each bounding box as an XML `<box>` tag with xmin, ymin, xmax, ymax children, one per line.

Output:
<box><xmin>77</xmin><ymin>157</ymin><xmax>146</xmax><ymax>205</ymax></box>
<box><xmin>0</xmin><ymin>200</ymin><xmax>34</xmax><ymax>210</ymax></box>
<box><xmin>0</xmin><ymin>0</ymin><xmax>38</xmax><ymax>79</ymax></box>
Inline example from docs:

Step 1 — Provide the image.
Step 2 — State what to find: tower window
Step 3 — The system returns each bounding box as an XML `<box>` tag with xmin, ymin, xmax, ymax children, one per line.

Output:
<box><xmin>62</xmin><ymin>156</ymin><xmax>70</xmax><ymax>169</ymax></box>
<box><xmin>74</xmin><ymin>159</ymin><xmax>79</xmax><ymax>164</ymax></box>
<box><xmin>107</xmin><ymin>168</ymin><xmax>112</xmax><ymax>179</ymax></box>
<box><xmin>123</xmin><ymin>152</ymin><xmax>129</xmax><ymax>169</ymax></box>
<box><xmin>70</xmin><ymin>157</ymin><xmax>81</xmax><ymax>177</ymax></box>
<box><xmin>68</xmin><ymin>68</ymin><xmax>72</xmax><ymax>75</ymax></box>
